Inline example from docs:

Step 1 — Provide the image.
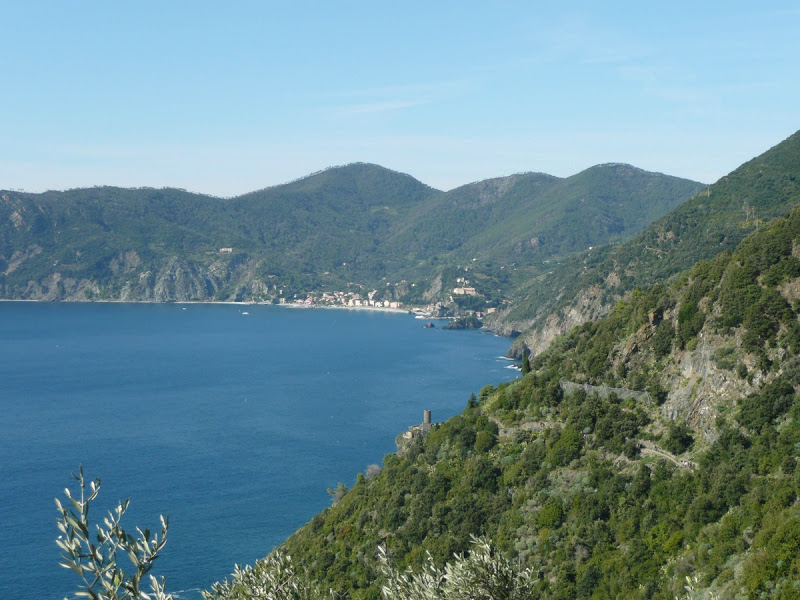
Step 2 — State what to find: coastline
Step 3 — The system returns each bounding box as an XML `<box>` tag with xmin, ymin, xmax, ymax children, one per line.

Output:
<box><xmin>0</xmin><ymin>297</ymin><xmax>427</xmax><ymax>316</ymax></box>
<box><xmin>279</xmin><ymin>303</ymin><xmax>415</xmax><ymax>315</ymax></box>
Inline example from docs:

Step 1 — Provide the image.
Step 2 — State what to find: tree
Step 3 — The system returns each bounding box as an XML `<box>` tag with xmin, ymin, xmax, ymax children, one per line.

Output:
<box><xmin>55</xmin><ymin>466</ymin><xmax>172</xmax><ymax>600</ymax></box>
<box><xmin>202</xmin><ymin>552</ymin><xmax>323</xmax><ymax>600</ymax></box>
<box><xmin>379</xmin><ymin>536</ymin><xmax>538</xmax><ymax>600</ymax></box>
<box><xmin>327</xmin><ymin>482</ymin><xmax>348</xmax><ymax>504</ymax></box>
<box><xmin>662</xmin><ymin>422</ymin><xmax>694</xmax><ymax>455</ymax></box>
<box><xmin>204</xmin><ymin>536</ymin><xmax>537</xmax><ymax>600</ymax></box>
<box><xmin>521</xmin><ymin>349</ymin><xmax>531</xmax><ymax>376</ymax></box>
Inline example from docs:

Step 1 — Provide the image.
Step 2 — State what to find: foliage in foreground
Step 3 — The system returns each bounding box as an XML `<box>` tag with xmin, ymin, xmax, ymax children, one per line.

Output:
<box><xmin>379</xmin><ymin>537</ymin><xmax>537</xmax><ymax>600</ymax></box>
<box><xmin>57</xmin><ymin>469</ymin><xmax>537</xmax><ymax>600</ymax></box>
<box><xmin>202</xmin><ymin>537</ymin><xmax>537</xmax><ymax>600</ymax></box>
<box><xmin>56</xmin><ymin>467</ymin><xmax>171</xmax><ymax>600</ymax></box>
<box><xmin>202</xmin><ymin>551</ymin><xmax>325</xmax><ymax>600</ymax></box>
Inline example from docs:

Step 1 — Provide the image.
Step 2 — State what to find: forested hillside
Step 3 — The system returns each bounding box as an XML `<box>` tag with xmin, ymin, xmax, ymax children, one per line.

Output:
<box><xmin>388</xmin><ymin>163</ymin><xmax>703</xmax><ymax>267</ymax></box>
<box><xmin>0</xmin><ymin>163</ymin><xmax>700</xmax><ymax>306</ymax></box>
<box><xmin>490</xmin><ymin>129</ymin><xmax>800</xmax><ymax>356</ymax></box>
<box><xmin>212</xmin><ymin>200</ymin><xmax>800</xmax><ymax>600</ymax></box>
<box><xmin>0</xmin><ymin>164</ymin><xmax>437</xmax><ymax>301</ymax></box>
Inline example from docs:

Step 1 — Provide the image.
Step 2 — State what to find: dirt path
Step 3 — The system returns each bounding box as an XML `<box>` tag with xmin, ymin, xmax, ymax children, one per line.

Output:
<box><xmin>639</xmin><ymin>441</ymin><xmax>692</xmax><ymax>468</ymax></box>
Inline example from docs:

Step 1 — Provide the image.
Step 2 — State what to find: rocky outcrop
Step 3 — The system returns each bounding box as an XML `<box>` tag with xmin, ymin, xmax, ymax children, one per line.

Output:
<box><xmin>660</xmin><ymin>333</ymin><xmax>754</xmax><ymax>436</ymax></box>
<box><xmin>151</xmin><ymin>258</ymin><xmax>217</xmax><ymax>301</ymax></box>
<box><xmin>422</xmin><ymin>274</ymin><xmax>443</xmax><ymax>302</ymax></box>
<box><xmin>3</xmin><ymin>245</ymin><xmax>43</xmax><ymax>275</ymax></box>
<box><xmin>20</xmin><ymin>273</ymin><xmax>101</xmax><ymax>301</ymax></box>
<box><xmin>3</xmin><ymin>251</ymin><xmax>273</xmax><ymax>303</ymax></box>
<box><xmin>559</xmin><ymin>380</ymin><xmax>652</xmax><ymax>404</ymax></box>
<box><xmin>497</xmin><ymin>282</ymin><xmax>621</xmax><ymax>358</ymax></box>
<box><xmin>443</xmin><ymin>315</ymin><xmax>482</xmax><ymax>330</ymax></box>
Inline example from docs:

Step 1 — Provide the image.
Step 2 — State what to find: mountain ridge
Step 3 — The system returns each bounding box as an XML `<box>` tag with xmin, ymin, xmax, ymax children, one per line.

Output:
<box><xmin>489</xmin><ymin>129</ymin><xmax>800</xmax><ymax>356</ymax></box>
<box><xmin>0</xmin><ymin>162</ymin><xmax>702</xmax><ymax>309</ymax></box>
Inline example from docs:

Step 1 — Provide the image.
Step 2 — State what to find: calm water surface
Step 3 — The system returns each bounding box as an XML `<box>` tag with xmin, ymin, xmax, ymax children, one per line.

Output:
<box><xmin>0</xmin><ymin>302</ymin><xmax>516</xmax><ymax>599</ymax></box>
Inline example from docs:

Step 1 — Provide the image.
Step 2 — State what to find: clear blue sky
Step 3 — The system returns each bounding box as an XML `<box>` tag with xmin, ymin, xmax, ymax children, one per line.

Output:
<box><xmin>2</xmin><ymin>1</ymin><xmax>799</xmax><ymax>196</ymax></box>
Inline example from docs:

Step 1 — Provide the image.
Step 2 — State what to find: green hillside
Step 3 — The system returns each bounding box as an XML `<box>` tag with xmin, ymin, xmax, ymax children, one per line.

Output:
<box><xmin>215</xmin><ymin>200</ymin><xmax>800</xmax><ymax>600</ymax></box>
<box><xmin>230</xmin><ymin>163</ymin><xmax>438</xmax><ymax>278</ymax></box>
<box><xmin>0</xmin><ymin>164</ymin><xmax>439</xmax><ymax>299</ymax></box>
<box><xmin>0</xmin><ymin>162</ymin><xmax>701</xmax><ymax>306</ymax></box>
<box><xmin>388</xmin><ymin>165</ymin><xmax>703</xmax><ymax>270</ymax></box>
<box><xmin>491</xmin><ymin>129</ymin><xmax>800</xmax><ymax>354</ymax></box>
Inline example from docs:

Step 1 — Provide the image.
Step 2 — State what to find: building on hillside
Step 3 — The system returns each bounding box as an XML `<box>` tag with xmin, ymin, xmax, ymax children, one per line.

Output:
<box><xmin>453</xmin><ymin>287</ymin><xmax>478</xmax><ymax>296</ymax></box>
<box><xmin>396</xmin><ymin>410</ymin><xmax>433</xmax><ymax>456</ymax></box>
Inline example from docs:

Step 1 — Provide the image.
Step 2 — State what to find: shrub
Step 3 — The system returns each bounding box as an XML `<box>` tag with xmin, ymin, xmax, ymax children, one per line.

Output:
<box><xmin>662</xmin><ymin>422</ymin><xmax>694</xmax><ymax>455</ymax></box>
<box><xmin>651</xmin><ymin>321</ymin><xmax>674</xmax><ymax>359</ymax></box>
<box><xmin>379</xmin><ymin>536</ymin><xmax>539</xmax><ymax>600</ymax></box>
<box><xmin>55</xmin><ymin>467</ymin><xmax>172</xmax><ymax>600</ymax></box>
<box><xmin>474</xmin><ymin>430</ymin><xmax>497</xmax><ymax>453</ymax></box>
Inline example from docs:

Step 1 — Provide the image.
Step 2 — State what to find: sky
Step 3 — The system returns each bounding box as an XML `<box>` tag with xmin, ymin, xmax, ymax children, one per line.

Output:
<box><xmin>1</xmin><ymin>1</ymin><xmax>799</xmax><ymax>196</ymax></box>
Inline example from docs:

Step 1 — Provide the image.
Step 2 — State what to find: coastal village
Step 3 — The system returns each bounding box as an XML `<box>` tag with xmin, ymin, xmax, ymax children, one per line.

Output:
<box><xmin>280</xmin><ymin>288</ymin><xmax>405</xmax><ymax>310</ymax></box>
<box><xmin>217</xmin><ymin>247</ymin><xmax>502</xmax><ymax>318</ymax></box>
<box><xmin>276</xmin><ymin>284</ymin><xmax>498</xmax><ymax>320</ymax></box>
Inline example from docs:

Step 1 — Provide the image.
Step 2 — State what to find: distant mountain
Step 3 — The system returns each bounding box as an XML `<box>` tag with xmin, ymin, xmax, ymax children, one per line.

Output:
<box><xmin>388</xmin><ymin>165</ymin><xmax>704</xmax><ymax>268</ymax></box>
<box><xmin>0</xmin><ymin>163</ymin><xmax>438</xmax><ymax>301</ymax></box>
<box><xmin>491</xmin><ymin>129</ymin><xmax>800</xmax><ymax>356</ymax></box>
<box><xmin>0</xmin><ymin>161</ymin><xmax>701</xmax><ymax>305</ymax></box>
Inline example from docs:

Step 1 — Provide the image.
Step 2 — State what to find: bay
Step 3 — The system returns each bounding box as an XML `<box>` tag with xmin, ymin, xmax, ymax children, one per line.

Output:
<box><xmin>0</xmin><ymin>302</ymin><xmax>516</xmax><ymax>600</ymax></box>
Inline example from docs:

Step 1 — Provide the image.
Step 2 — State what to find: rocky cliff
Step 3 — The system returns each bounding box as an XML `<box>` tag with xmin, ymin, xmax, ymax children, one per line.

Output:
<box><xmin>2</xmin><ymin>247</ymin><xmax>275</xmax><ymax>303</ymax></box>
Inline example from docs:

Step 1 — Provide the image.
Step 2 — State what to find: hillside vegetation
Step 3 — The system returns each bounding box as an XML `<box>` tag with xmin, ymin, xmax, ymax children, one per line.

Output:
<box><xmin>0</xmin><ymin>163</ymin><xmax>701</xmax><ymax>307</ymax></box>
<box><xmin>491</xmin><ymin>130</ymin><xmax>800</xmax><ymax>356</ymax></box>
<box><xmin>237</xmin><ymin>201</ymin><xmax>800</xmax><ymax>600</ymax></box>
<box><xmin>389</xmin><ymin>164</ymin><xmax>702</xmax><ymax>267</ymax></box>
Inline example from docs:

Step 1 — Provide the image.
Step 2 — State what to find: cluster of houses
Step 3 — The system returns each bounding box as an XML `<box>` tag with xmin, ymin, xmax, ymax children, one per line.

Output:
<box><xmin>214</xmin><ymin>253</ymin><xmax>499</xmax><ymax>316</ymax></box>
<box><xmin>280</xmin><ymin>289</ymin><xmax>403</xmax><ymax>310</ymax></box>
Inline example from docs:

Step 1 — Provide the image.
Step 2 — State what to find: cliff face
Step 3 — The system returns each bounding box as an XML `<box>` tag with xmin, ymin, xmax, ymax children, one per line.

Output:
<box><xmin>661</xmin><ymin>334</ymin><xmax>754</xmax><ymax>436</ymax></box>
<box><xmin>2</xmin><ymin>248</ymin><xmax>274</xmax><ymax>303</ymax></box>
<box><xmin>498</xmin><ymin>281</ymin><xmax>622</xmax><ymax>357</ymax></box>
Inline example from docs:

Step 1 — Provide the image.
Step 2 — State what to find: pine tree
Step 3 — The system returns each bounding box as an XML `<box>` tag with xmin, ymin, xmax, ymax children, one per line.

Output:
<box><xmin>521</xmin><ymin>348</ymin><xmax>531</xmax><ymax>375</ymax></box>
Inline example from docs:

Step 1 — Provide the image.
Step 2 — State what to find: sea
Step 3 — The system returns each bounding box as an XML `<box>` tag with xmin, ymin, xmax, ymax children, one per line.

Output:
<box><xmin>0</xmin><ymin>302</ymin><xmax>517</xmax><ymax>600</ymax></box>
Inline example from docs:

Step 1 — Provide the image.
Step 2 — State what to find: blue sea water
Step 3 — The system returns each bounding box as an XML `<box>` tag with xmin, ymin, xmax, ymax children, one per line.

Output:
<box><xmin>0</xmin><ymin>302</ymin><xmax>516</xmax><ymax>600</ymax></box>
